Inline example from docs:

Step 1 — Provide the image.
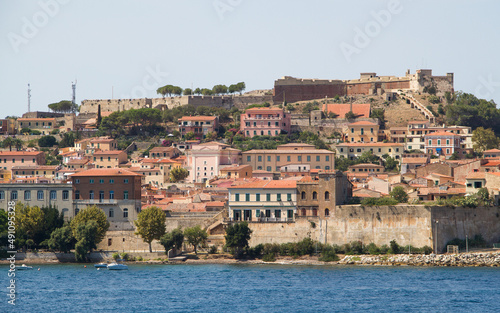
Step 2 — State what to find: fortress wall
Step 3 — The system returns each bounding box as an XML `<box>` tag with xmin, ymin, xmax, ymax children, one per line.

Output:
<box><xmin>247</xmin><ymin>205</ymin><xmax>500</xmax><ymax>253</ymax></box>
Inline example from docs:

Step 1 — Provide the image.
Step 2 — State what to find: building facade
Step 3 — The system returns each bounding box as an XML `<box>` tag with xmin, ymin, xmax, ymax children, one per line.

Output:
<box><xmin>0</xmin><ymin>151</ymin><xmax>46</xmax><ymax>171</ymax></box>
<box><xmin>92</xmin><ymin>150</ymin><xmax>128</xmax><ymax>168</ymax></box>
<box><xmin>335</xmin><ymin>143</ymin><xmax>404</xmax><ymax>160</ymax></box>
<box><xmin>178</xmin><ymin>116</ymin><xmax>218</xmax><ymax>138</ymax></box>
<box><xmin>240</xmin><ymin>107</ymin><xmax>291</xmax><ymax>137</ymax></box>
<box><xmin>186</xmin><ymin>142</ymin><xmax>241</xmax><ymax>183</ymax></box>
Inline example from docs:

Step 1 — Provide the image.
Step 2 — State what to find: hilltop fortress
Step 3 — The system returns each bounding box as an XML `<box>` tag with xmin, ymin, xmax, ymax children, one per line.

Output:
<box><xmin>79</xmin><ymin>69</ymin><xmax>453</xmax><ymax>114</ymax></box>
<box><xmin>273</xmin><ymin>69</ymin><xmax>454</xmax><ymax>103</ymax></box>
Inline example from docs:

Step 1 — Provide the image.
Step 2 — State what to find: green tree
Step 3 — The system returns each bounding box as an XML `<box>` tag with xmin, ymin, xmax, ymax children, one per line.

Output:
<box><xmin>390</xmin><ymin>186</ymin><xmax>409</xmax><ymax>203</ymax></box>
<box><xmin>183</xmin><ymin>88</ymin><xmax>193</xmax><ymax>96</ymax></box>
<box><xmin>74</xmin><ymin>220</ymin><xmax>98</xmax><ymax>262</ymax></box>
<box><xmin>2</xmin><ymin>137</ymin><xmax>14</xmax><ymax>151</ymax></box>
<box><xmin>38</xmin><ymin>135</ymin><xmax>57</xmax><ymax>147</ymax></box>
<box><xmin>70</xmin><ymin>205</ymin><xmax>109</xmax><ymax>246</ymax></box>
<box><xmin>205</xmin><ymin>131</ymin><xmax>217</xmax><ymax>142</ymax></box>
<box><xmin>212</xmin><ymin>84</ymin><xmax>228</xmax><ymax>95</ymax></box>
<box><xmin>184</xmin><ymin>225</ymin><xmax>207</xmax><ymax>255</ymax></box>
<box><xmin>345</xmin><ymin>111</ymin><xmax>356</xmax><ymax>119</ymax></box>
<box><xmin>169</xmin><ymin>167</ymin><xmax>189</xmax><ymax>183</ymax></box>
<box><xmin>201</xmin><ymin>88</ymin><xmax>213</xmax><ymax>96</ymax></box>
<box><xmin>48</xmin><ymin>100</ymin><xmax>77</xmax><ymax>113</ymax></box>
<box><xmin>224</xmin><ymin>222</ymin><xmax>252</xmax><ymax>257</ymax></box>
<box><xmin>184</xmin><ymin>131</ymin><xmax>195</xmax><ymax>140</ymax></box>
<box><xmin>236</xmin><ymin>82</ymin><xmax>246</xmax><ymax>95</ymax></box>
<box><xmin>160</xmin><ymin>228</ymin><xmax>184</xmax><ymax>254</ymax></box>
<box><xmin>472</xmin><ymin>127</ymin><xmax>499</xmax><ymax>154</ymax></box>
<box><xmin>370</xmin><ymin>108</ymin><xmax>386</xmax><ymax>128</ymax></box>
<box><xmin>384</xmin><ymin>156</ymin><xmax>399</xmax><ymax>172</ymax></box>
<box><xmin>194</xmin><ymin>88</ymin><xmax>201</xmax><ymax>95</ymax></box>
<box><xmin>48</xmin><ymin>226</ymin><xmax>75</xmax><ymax>253</ymax></box>
<box><xmin>59</xmin><ymin>132</ymin><xmax>76</xmax><ymax>148</ymax></box>
<box><xmin>17</xmin><ymin>204</ymin><xmax>45</xmax><ymax>245</ymax></box>
<box><xmin>13</xmin><ymin>138</ymin><xmax>23</xmax><ymax>151</ymax></box>
<box><xmin>134</xmin><ymin>206</ymin><xmax>166</xmax><ymax>253</ymax></box>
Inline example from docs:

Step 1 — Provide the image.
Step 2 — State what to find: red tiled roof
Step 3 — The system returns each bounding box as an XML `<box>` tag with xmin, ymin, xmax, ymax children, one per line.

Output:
<box><xmin>93</xmin><ymin>150</ymin><xmax>125</xmax><ymax>155</ymax></box>
<box><xmin>322</xmin><ymin>103</ymin><xmax>371</xmax><ymax>118</ymax></box>
<box><xmin>178</xmin><ymin>116</ymin><xmax>217</xmax><ymax>121</ymax></box>
<box><xmin>17</xmin><ymin>118</ymin><xmax>56</xmax><ymax>121</ymax></box>
<box><xmin>466</xmin><ymin>172</ymin><xmax>486</xmax><ymax>179</ymax></box>
<box><xmin>484</xmin><ymin>149</ymin><xmax>500</xmax><ymax>153</ymax></box>
<box><xmin>408</xmin><ymin>120</ymin><xmax>429</xmax><ymax>124</ymax></box>
<box><xmin>70</xmin><ymin>168</ymin><xmax>142</xmax><ymax>177</ymax></box>
<box><xmin>402</xmin><ymin>157</ymin><xmax>428</xmax><ymax>164</ymax></box>
<box><xmin>348</xmin><ymin>121</ymin><xmax>378</xmax><ymax>126</ymax></box>
<box><xmin>245</xmin><ymin>107</ymin><xmax>284</xmax><ymax>113</ymax></box>
<box><xmin>337</xmin><ymin>143</ymin><xmax>404</xmax><ymax>147</ymax></box>
<box><xmin>425</xmin><ymin>131</ymin><xmax>459</xmax><ymax>137</ymax></box>
<box><xmin>0</xmin><ymin>151</ymin><xmax>44</xmax><ymax>156</ymax></box>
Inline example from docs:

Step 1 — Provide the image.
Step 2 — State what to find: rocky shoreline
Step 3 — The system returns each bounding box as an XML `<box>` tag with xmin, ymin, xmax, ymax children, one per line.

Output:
<box><xmin>2</xmin><ymin>252</ymin><xmax>500</xmax><ymax>267</ymax></box>
<box><xmin>338</xmin><ymin>252</ymin><xmax>500</xmax><ymax>267</ymax></box>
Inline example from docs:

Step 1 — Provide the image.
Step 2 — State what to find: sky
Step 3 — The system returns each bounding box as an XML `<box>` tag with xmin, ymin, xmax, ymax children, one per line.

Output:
<box><xmin>1</xmin><ymin>0</ymin><xmax>500</xmax><ymax>117</ymax></box>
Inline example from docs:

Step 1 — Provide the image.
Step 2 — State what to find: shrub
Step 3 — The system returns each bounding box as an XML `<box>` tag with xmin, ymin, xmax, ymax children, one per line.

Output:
<box><xmin>389</xmin><ymin>240</ymin><xmax>401</xmax><ymax>254</ymax></box>
<box><xmin>208</xmin><ymin>245</ymin><xmax>218</xmax><ymax>254</ymax></box>
<box><xmin>319</xmin><ymin>246</ymin><xmax>339</xmax><ymax>262</ymax></box>
<box><xmin>262</xmin><ymin>253</ymin><xmax>276</xmax><ymax>262</ymax></box>
<box><xmin>112</xmin><ymin>252</ymin><xmax>120</xmax><ymax>260</ymax></box>
<box><xmin>361</xmin><ymin>197</ymin><xmax>399</xmax><ymax>206</ymax></box>
<box><xmin>380</xmin><ymin>244</ymin><xmax>389</xmax><ymax>254</ymax></box>
<box><xmin>246</xmin><ymin>244</ymin><xmax>263</xmax><ymax>259</ymax></box>
<box><xmin>120</xmin><ymin>253</ymin><xmax>129</xmax><ymax>261</ymax></box>
<box><xmin>366</xmin><ymin>243</ymin><xmax>380</xmax><ymax>255</ymax></box>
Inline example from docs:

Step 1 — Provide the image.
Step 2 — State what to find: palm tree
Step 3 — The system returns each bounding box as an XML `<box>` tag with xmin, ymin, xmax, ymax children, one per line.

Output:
<box><xmin>2</xmin><ymin>137</ymin><xmax>13</xmax><ymax>151</ymax></box>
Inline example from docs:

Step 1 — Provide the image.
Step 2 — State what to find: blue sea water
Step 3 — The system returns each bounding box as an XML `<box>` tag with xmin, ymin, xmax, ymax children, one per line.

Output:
<box><xmin>0</xmin><ymin>263</ymin><xmax>499</xmax><ymax>312</ymax></box>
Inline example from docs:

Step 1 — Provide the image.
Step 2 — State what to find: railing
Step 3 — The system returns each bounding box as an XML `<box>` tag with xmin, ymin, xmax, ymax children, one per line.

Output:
<box><xmin>226</xmin><ymin>217</ymin><xmax>294</xmax><ymax>223</ymax></box>
<box><xmin>74</xmin><ymin>199</ymin><xmax>118</xmax><ymax>204</ymax></box>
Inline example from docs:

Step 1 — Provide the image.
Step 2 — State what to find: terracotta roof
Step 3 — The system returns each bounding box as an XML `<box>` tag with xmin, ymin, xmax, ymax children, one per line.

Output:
<box><xmin>70</xmin><ymin>168</ymin><xmax>142</xmax><ymax>177</ymax></box>
<box><xmin>243</xmin><ymin>149</ymin><xmax>334</xmax><ymax>154</ymax></box>
<box><xmin>483</xmin><ymin>149</ymin><xmax>500</xmax><ymax>153</ymax></box>
<box><xmin>348</xmin><ymin>121</ymin><xmax>378</xmax><ymax>126</ymax></box>
<box><xmin>12</xmin><ymin>165</ymin><xmax>58</xmax><ymax>170</ymax></box>
<box><xmin>322</xmin><ymin>103</ymin><xmax>370</xmax><ymax>118</ymax></box>
<box><xmin>425</xmin><ymin>131</ymin><xmax>459</xmax><ymax>137</ymax></box>
<box><xmin>408</xmin><ymin>120</ymin><xmax>429</xmax><ymax>124</ymax></box>
<box><xmin>337</xmin><ymin>143</ymin><xmax>404</xmax><ymax>147</ymax></box>
<box><xmin>466</xmin><ymin>172</ymin><xmax>486</xmax><ymax>179</ymax></box>
<box><xmin>93</xmin><ymin>150</ymin><xmax>125</xmax><ymax>155</ymax></box>
<box><xmin>17</xmin><ymin>118</ymin><xmax>56</xmax><ymax>121</ymax></box>
<box><xmin>402</xmin><ymin>157</ymin><xmax>428</xmax><ymax>164</ymax></box>
<box><xmin>482</xmin><ymin>161</ymin><xmax>500</xmax><ymax>167</ymax></box>
<box><xmin>150</xmin><ymin>147</ymin><xmax>176</xmax><ymax>153</ymax></box>
<box><xmin>90</xmin><ymin>138</ymin><xmax>115</xmax><ymax>143</ymax></box>
<box><xmin>349</xmin><ymin>163</ymin><xmax>384</xmax><ymax>168</ymax></box>
<box><xmin>418</xmin><ymin>187</ymin><xmax>465</xmax><ymax>196</ymax></box>
<box><xmin>228</xmin><ymin>180</ymin><xmax>268</xmax><ymax>189</ymax></box>
<box><xmin>178</xmin><ymin>116</ymin><xmax>217</xmax><ymax>121</ymax></box>
<box><xmin>0</xmin><ymin>151</ymin><xmax>44</xmax><ymax>156</ymax></box>
<box><xmin>427</xmin><ymin>173</ymin><xmax>454</xmax><ymax>178</ymax></box>
<box><xmin>263</xmin><ymin>180</ymin><xmax>297</xmax><ymax>189</ymax></box>
<box><xmin>244</xmin><ymin>107</ymin><xmax>283</xmax><ymax>113</ymax></box>
<box><xmin>220</xmin><ymin>164</ymin><xmax>252</xmax><ymax>171</ymax></box>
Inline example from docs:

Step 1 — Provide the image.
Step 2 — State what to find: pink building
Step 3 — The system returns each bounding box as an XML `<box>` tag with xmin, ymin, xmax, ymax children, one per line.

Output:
<box><xmin>0</xmin><ymin>151</ymin><xmax>46</xmax><ymax>171</ymax></box>
<box><xmin>186</xmin><ymin>142</ymin><xmax>241</xmax><ymax>183</ymax></box>
<box><xmin>240</xmin><ymin>107</ymin><xmax>291</xmax><ymax>137</ymax></box>
<box><xmin>424</xmin><ymin>131</ymin><xmax>470</xmax><ymax>158</ymax></box>
<box><xmin>178</xmin><ymin>116</ymin><xmax>218</xmax><ymax>139</ymax></box>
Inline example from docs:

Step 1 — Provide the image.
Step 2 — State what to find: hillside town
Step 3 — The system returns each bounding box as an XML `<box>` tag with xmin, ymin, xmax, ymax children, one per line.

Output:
<box><xmin>1</xmin><ymin>69</ymin><xmax>500</xmax><ymax>261</ymax></box>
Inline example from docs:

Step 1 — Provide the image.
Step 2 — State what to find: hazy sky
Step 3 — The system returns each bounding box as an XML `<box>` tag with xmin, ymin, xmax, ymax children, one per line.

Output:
<box><xmin>1</xmin><ymin>0</ymin><xmax>500</xmax><ymax>117</ymax></box>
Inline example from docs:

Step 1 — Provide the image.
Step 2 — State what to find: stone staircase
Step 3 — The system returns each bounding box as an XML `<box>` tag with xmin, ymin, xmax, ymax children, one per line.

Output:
<box><xmin>397</xmin><ymin>91</ymin><xmax>435</xmax><ymax>123</ymax></box>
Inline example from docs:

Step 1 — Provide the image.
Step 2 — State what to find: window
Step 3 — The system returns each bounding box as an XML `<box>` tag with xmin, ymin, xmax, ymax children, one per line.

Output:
<box><xmin>267</xmin><ymin>156</ymin><xmax>271</xmax><ymax>162</ymax></box>
<box><xmin>325</xmin><ymin>208</ymin><xmax>330</xmax><ymax>217</ymax></box>
<box><xmin>277</xmin><ymin>194</ymin><xmax>281</xmax><ymax>201</ymax></box>
<box><xmin>266</xmin><ymin>166</ymin><xmax>271</xmax><ymax>171</ymax></box>
<box><xmin>307</xmin><ymin>156</ymin><xmax>311</xmax><ymax>162</ymax></box>
<box><xmin>316</xmin><ymin>156</ymin><xmax>320</xmax><ymax>161</ymax></box>
<box><xmin>50</xmin><ymin>190</ymin><xmax>57</xmax><ymax>200</ymax></box>
<box><xmin>0</xmin><ymin>191</ymin><xmax>4</xmax><ymax>200</ymax></box>
<box><xmin>266</xmin><ymin>193</ymin><xmax>271</xmax><ymax>201</ymax></box>
<box><xmin>325</xmin><ymin>191</ymin><xmax>330</xmax><ymax>200</ymax></box>
<box><xmin>256</xmin><ymin>194</ymin><xmax>260</xmax><ymax>202</ymax></box>
<box><xmin>124</xmin><ymin>190</ymin><xmax>129</xmax><ymax>200</ymax></box>
<box><xmin>235</xmin><ymin>193</ymin><xmax>240</xmax><ymax>202</ymax></box>
<box><xmin>301</xmin><ymin>191</ymin><xmax>306</xmax><ymax>200</ymax></box>
<box><xmin>245</xmin><ymin>193</ymin><xmax>250</xmax><ymax>201</ymax></box>
<box><xmin>326</xmin><ymin>156</ymin><xmax>329</xmax><ymax>161</ymax></box>
<box><xmin>11</xmin><ymin>191</ymin><xmax>18</xmax><ymax>200</ymax></box>
<box><xmin>258</xmin><ymin>156</ymin><xmax>262</xmax><ymax>162</ymax></box>
<box><xmin>109</xmin><ymin>191</ymin><xmax>115</xmax><ymax>199</ymax></box>
<box><xmin>287</xmin><ymin>193</ymin><xmax>292</xmax><ymax>201</ymax></box>
<box><xmin>437</xmin><ymin>139</ymin><xmax>441</xmax><ymax>145</ymax></box>
<box><xmin>37</xmin><ymin>190</ymin><xmax>44</xmax><ymax>200</ymax></box>
<box><xmin>428</xmin><ymin>139</ymin><xmax>432</xmax><ymax>145</ymax></box>
<box><xmin>123</xmin><ymin>208</ymin><xmax>128</xmax><ymax>218</ymax></box>
<box><xmin>63</xmin><ymin>190</ymin><xmax>69</xmax><ymax>200</ymax></box>
<box><xmin>75</xmin><ymin>190</ymin><xmax>80</xmax><ymax>200</ymax></box>
<box><xmin>24</xmin><ymin>190</ymin><xmax>31</xmax><ymax>200</ymax></box>
<box><xmin>247</xmin><ymin>156</ymin><xmax>251</xmax><ymax>162</ymax></box>
<box><xmin>124</xmin><ymin>179</ymin><xmax>129</xmax><ymax>184</ymax></box>
<box><xmin>325</xmin><ymin>166</ymin><xmax>330</xmax><ymax>170</ymax></box>
<box><xmin>89</xmin><ymin>190</ymin><xmax>94</xmax><ymax>199</ymax></box>
<box><xmin>312</xmin><ymin>191</ymin><xmax>317</xmax><ymax>200</ymax></box>
<box><xmin>351</xmin><ymin>128</ymin><xmax>354</xmax><ymax>133</ymax></box>
<box><xmin>99</xmin><ymin>179</ymin><xmax>104</xmax><ymax>184</ymax></box>
<box><xmin>446</xmin><ymin>139</ymin><xmax>450</xmax><ymax>145</ymax></box>
<box><xmin>276</xmin><ymin>156</ymin><xmax>280</xmax><ymax>162</ymax></box>
<box><xmin>298</xmin><ymin>156</ymin><xmax>302</xmax><ymax>162</ymax></box>
<box><xmin>287</xmin><ymin>156</ymin><xmax>291</xmax><ymax>162</ymax></box>
<box><xmin>109</xmin><ymin>208</ymin><xmax>114</xmax><ymax>218</ymax></box>
<box><xmin>109</xmin><ymin>179</ymin><xmax>114</xmax><ymax>184</ymax></box>
<box><xmin>75</xmin><ymin>179</ymin><xmax>80</xmax><ymax>184</ymax></box>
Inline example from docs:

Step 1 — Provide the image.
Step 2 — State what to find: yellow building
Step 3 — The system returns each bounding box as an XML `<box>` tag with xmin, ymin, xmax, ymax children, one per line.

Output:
<box><xmin>335</xmin><ymin>143</ymin><xmax>404</xmax><ymax>160</ymax></box>
<box><xmin>344</xmin><ymin>121</ymin><xmax>380</xmax><ymax>143</ymax></box>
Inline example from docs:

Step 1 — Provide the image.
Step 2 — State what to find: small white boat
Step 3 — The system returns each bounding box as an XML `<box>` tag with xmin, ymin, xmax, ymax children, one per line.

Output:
<box><xmin>107</xmin><ymin>262</ymin><xmax>128</xmax><ymax>270</ymax></box>
<box><xmin>94</xmin><ymin>263</ymin><xmax>108</xmax><ymax>268</ymax></box>
<box><xmin>16</xmin><ymin>264</ymin><xmax>33</xmax><ymax>270</ymax></box>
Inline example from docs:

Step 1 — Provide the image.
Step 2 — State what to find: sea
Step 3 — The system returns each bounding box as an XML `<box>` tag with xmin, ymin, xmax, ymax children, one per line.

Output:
<box><xmin>0</xmin><ymin>263</ymin><xmax>499</xmax><ymax>312</ymax></box>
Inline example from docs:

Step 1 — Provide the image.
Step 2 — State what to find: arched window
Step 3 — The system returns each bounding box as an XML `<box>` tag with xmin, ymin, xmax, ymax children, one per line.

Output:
<box><xmin>325</xmin><ymin>191</ymin><xmax>330</xmax><ymax>200</ymax></box>
<box><xmin>325</xmin><ymin>208</ymin><xmax>330</xmax><ymax>217</ymax></box>
<box><xmin>89</xmin><ymin>190</ymin><xmax>94</xmax><ymax>199</ymax></box>
<box><xmin>301</xmin><ymin>191</ymin><xmax>306</xmax><ymax>200</ymax></box>
<box><xmin>301</xmin><ymin>208</ymin><xmax>306</xmax><ymax>216</ymax></box>
<box><xmin>312</xmin><ymin>191</ymin><xmax>317</xmax><ymax>200</ymax></box>
<box><xmin>312</xmin><ymin>208</ymin><xmax>318</xmax><ymax>216</ymax></box>
<box><xmin>123</xmin><ymin>208</ymin><xmax>128</xmax><ymax>218</ymax></box>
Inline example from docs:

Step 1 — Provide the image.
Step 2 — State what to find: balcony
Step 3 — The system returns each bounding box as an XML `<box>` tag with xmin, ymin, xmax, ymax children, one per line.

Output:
<box><xmin>74</xmin><ymin>199</ymin><xmax>118</xmax><ymax>204</ymax></box>
<box><xmin>226</xmin><ymin>217</ymin><xmax>294</xmax><ymax>223</ymax></box>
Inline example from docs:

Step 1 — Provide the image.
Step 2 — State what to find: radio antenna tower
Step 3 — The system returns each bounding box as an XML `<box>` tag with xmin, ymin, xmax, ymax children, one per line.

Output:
<box><xmin>71</xmin><ymin>80</ymin><xmax>77</xmax><ymax>113</ymax></box>
<box><xmin>28</xmin><ymin>83</ymin><xmax>31</xmax><ymax>112</ymax></box>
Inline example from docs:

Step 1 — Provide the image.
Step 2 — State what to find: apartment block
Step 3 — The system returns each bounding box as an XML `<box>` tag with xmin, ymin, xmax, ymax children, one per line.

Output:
<box><xmin>240</xmin><ymin>107</ymin><xmax>291</xmax><ymax>137</ymax></box>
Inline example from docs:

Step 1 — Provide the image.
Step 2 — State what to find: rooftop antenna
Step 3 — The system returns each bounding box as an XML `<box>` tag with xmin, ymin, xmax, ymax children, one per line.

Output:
<box><xmin>71</xmin><ymin>80</ymin><xmax>77</xmax><ymax>113</ymax></box>
<box><xmin>28</xmin><ymin>83</ymin><xmax>31</xmax><ymax>112</ymax></box>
